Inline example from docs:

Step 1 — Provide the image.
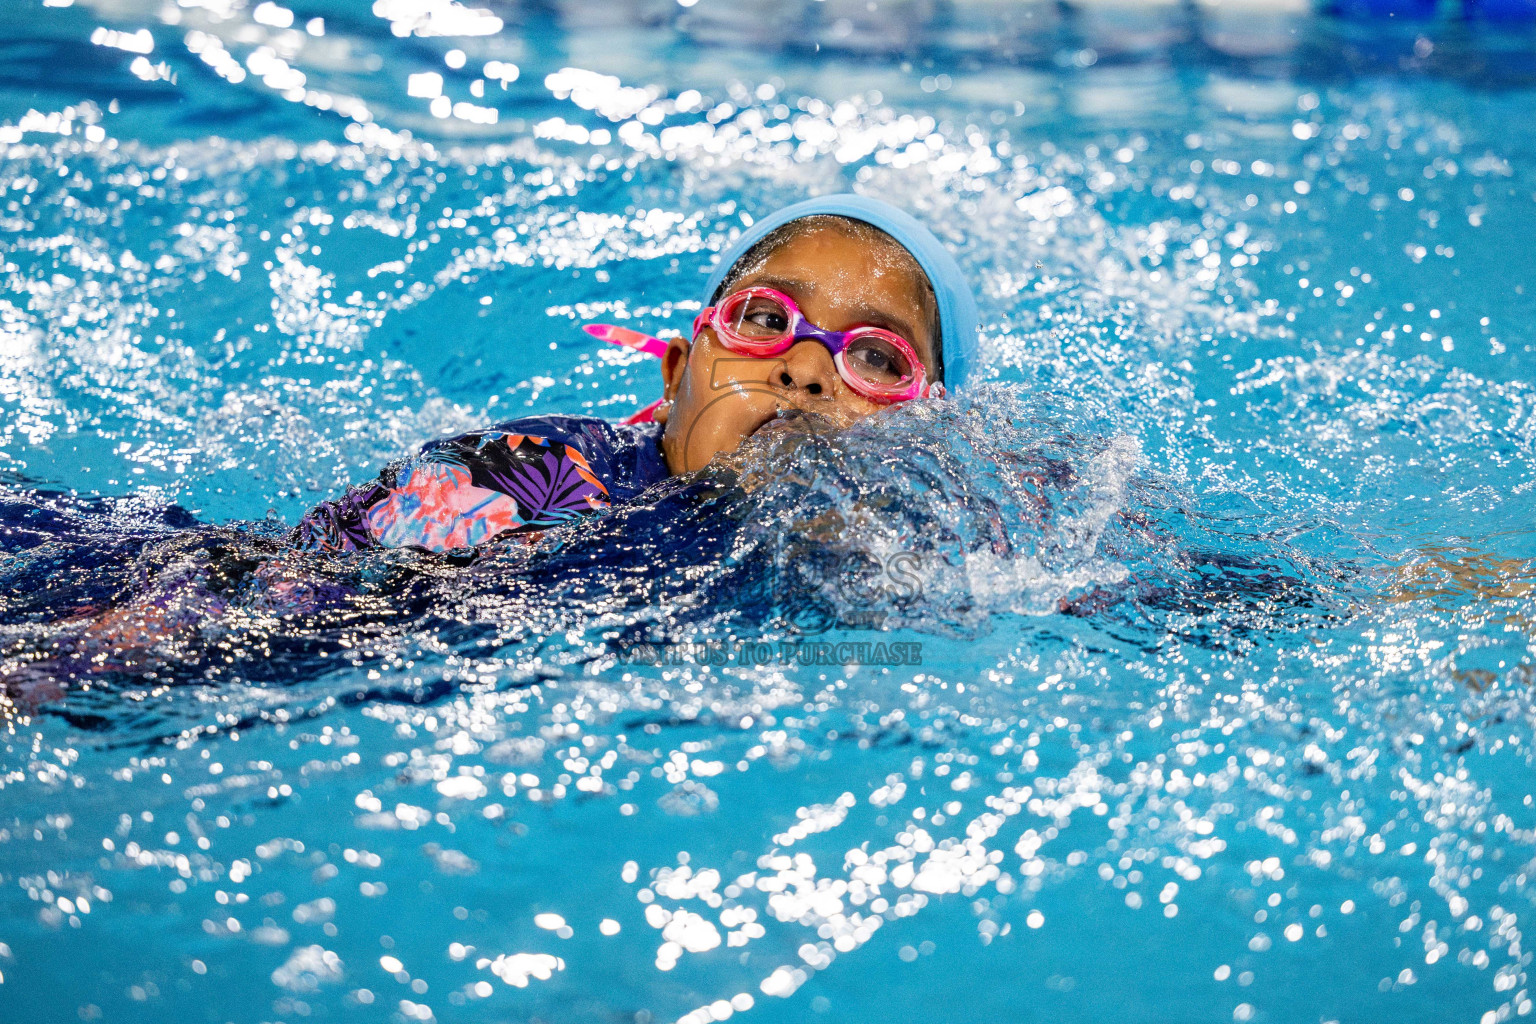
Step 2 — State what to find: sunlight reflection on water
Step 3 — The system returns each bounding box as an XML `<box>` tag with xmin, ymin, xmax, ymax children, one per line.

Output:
<box><xmin>2</xmin><ymin>2</ymin><xmax>1536</xmax><ymax>1023</ymax></box>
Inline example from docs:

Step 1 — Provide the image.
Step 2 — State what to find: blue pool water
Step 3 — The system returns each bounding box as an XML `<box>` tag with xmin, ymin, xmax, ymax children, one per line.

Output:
<box><xmin>3</xmin><ymin>2</ymin><xmax>1536</xmax><ymax>1022</ymax></box>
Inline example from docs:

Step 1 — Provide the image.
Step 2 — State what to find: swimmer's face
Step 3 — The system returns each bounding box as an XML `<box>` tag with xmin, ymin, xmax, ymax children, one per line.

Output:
<box><xmin>655</xmin><ymin>223</ymin><xmax>938</xmax><ymax>474</ymax></box>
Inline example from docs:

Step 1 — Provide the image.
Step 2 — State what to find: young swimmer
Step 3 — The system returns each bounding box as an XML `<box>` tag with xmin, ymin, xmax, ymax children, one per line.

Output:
<box><xmin>0</xmin><ymin>195</ymin><xmax>981</xmax><ymax>700</ymax></box>
<box><xmin>291</xmin><ymin>194</ymin><xmax>979</xmax><ymax>554</ymax></box>
<box><xmin>2</xmin><ymin>192</ymin><xmax>1368</xmax><ymax>700</ymax></box>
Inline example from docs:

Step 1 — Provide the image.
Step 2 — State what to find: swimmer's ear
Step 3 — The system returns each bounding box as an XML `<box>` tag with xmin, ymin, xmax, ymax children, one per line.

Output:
<box><xmin>659</xmin><ymin>334</ymin><xmax>692</xmax><ymax>403</ymax></box>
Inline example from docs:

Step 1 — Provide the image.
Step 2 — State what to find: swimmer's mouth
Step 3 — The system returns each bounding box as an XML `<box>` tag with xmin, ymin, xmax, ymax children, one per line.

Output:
<box><xmin>752</xmin><ymin>407</ymin><xmax>805</xmax><ymax>436</ymax></box>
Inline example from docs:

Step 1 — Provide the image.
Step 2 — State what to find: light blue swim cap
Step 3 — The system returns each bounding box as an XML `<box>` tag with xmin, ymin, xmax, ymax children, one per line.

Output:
<box><xmin>703</xmin><ymin>194</ymin><xmax>981</xmax><ymax>390</ymax></box>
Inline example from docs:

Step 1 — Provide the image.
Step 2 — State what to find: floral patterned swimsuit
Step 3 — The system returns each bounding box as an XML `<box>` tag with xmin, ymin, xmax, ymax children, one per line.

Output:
<box><xmin>290</xmin><ymin>415</ymin><xmax>670</xmax><ymax>554</ymax></box>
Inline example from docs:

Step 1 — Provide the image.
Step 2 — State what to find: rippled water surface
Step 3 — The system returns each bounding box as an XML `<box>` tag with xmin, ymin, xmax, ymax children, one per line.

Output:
<box><xmin>3</xmin><ymin>2</ymin><xmax>1536</xmax><ymax>1022</ymax></box>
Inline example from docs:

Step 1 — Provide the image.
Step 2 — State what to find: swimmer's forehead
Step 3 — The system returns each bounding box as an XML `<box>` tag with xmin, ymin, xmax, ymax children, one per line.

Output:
<box><xmin>742</xmin><ymin>269</ymin><xmax>924</xmax><ymax>336</ymax></box>
<box><xmin>731</xmin><ymin>230</ymin><xmax>934</xmax><ymax>349</ymax></box>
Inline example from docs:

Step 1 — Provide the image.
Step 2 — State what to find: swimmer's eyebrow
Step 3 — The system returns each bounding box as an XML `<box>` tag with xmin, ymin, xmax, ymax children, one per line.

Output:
<box><xmin>739</xmin><ymin>272</ymin><xmax>924</xmax><ymax>348</ymax></box>
<box><xmin>742</xmin><ymin>272</ymin><xmax>817</xmax><ymax>300</ymax></box>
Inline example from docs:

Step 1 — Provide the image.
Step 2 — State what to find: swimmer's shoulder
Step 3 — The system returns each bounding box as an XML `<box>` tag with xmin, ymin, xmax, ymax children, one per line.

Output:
<box><xmin>426</xmin><ymin>413</ymin><xmax>670</xmax><ymax>501</ymax></box>
<box><xmin>291</xmin><ymin>414</ymin><xmax>668</xmax><ymax>554</ymax></box>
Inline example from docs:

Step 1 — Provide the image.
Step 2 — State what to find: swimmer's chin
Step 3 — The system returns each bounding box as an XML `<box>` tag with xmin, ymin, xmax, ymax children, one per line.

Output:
<box><xmin>749</xmin><ymin>405</ymin><xmax>839</xmax><ymax>438</ymax></box>
<box><xmin>694</xmin><ymin>410</ymin><xmax>842</xmax><ymax>492</ymax></box>
<box><xmin>735</xmin><ymin>405</ymin><xmax>798</xmax><ymax>441</ymax></box>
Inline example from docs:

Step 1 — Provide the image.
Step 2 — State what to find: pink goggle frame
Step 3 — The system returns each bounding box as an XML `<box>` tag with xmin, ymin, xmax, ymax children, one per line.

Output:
<box><xmin>692</xmin><ymin>287</ymin><xmax>929</xmax><ymax>404</ymax></box>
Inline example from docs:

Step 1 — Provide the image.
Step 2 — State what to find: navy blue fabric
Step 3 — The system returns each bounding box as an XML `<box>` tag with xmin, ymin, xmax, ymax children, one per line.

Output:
<box><xmin>703</xmin><ymin>194</ymin><xmax>981</xmax><ymax>389</ymax></box>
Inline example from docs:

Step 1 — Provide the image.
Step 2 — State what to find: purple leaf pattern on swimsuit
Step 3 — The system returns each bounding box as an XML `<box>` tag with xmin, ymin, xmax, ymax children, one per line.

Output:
<box><xmin>473</xmin><ymin>432</ymin><xmax>608</xmax><ymax>525</ymax></box>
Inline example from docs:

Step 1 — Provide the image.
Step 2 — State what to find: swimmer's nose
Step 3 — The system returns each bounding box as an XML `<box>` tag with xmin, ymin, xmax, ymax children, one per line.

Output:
<box><xmin>773</xmin><ymin>340</ymin><xmax>839</xmax><ymax>398</ymax></box>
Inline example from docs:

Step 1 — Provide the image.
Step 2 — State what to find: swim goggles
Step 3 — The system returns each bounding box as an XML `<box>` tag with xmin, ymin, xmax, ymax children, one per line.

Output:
<box><xmin>583</xmin><ymin>286</ymin><xmax>930</xmax><ymax>423</ymax></box>
<box><xmin>691</xmin><ymin>287</ymin><xmax>929</xmax><ymax>404</ymax></box>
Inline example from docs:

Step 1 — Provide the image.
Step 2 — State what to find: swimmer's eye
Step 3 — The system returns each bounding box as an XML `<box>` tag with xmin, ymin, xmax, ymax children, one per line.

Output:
<box><xmin>845</xmin><ymin>335</ymin><xmax>912</xmax><ymax>386</ymax></box>
<box><xmin>734</xmin><ymin>298</ymin><xmax>791</xmax><ymax>337</ymax></box>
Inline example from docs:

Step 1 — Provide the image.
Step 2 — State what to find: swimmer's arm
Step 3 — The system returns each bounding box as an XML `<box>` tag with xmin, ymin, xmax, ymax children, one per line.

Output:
<box><xmin>290</xmin><ymin>479</ymin><xmax>391</xmax><ymax>553</ymax></box>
